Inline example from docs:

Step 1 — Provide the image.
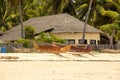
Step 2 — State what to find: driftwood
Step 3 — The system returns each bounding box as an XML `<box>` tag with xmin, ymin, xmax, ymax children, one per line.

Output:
<box><xmin>0</xmin><ymin>56</ymin><xmax>19</xmax><ymax>59</ymax></box>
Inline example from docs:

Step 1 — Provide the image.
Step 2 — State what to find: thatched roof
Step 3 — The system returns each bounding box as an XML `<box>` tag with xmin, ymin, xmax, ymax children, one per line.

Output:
<box><xmin>0</xmin><ymin>13</ymin><xmax>101</xmax><ymax>41</ymax></box>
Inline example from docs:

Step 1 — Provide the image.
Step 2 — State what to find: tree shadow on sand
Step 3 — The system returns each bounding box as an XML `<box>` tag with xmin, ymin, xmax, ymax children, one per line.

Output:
<box><xmin>53</xmin><ymin>53</ymin><xmax>67</xmax><ymax>58</ymax></box>
<box><xmin>71</xmin><ymin>52</ymin><xmax>96</xmax><ymax>58</ymax></box>
<box><xmin>71</xmin><ymin>53</ymin><xmax>87</xmax><ymax>58</ymax></box>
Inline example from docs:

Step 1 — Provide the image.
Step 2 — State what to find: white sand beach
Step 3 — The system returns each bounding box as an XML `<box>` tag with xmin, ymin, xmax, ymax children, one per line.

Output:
<box><xmin>0</xmin><ymin>61</ymin><xmax>120</xmax><ymax>80</ymax></box>
<box><xmin>0</xmin><ymin>52</ymin><xmax>120</xmax><ymax>80</ymax></box>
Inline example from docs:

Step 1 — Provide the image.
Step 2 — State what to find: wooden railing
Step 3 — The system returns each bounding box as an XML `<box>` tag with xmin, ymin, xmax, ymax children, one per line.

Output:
<box><xmin>0</xmin><ymin>43</ymin><xmax>23</xmax><ymax>52</ymax></box>
<box><xmin>91</xmin><ymin>44</ymin><xmax>120</xmax><ymax>50</ymax></box>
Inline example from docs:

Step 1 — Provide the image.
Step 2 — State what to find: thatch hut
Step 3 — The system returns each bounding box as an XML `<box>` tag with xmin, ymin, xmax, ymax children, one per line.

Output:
<box><xmin>0</xmin><ymin>13</ymin><xmax>107</xmax><ymax>45</ymax></box>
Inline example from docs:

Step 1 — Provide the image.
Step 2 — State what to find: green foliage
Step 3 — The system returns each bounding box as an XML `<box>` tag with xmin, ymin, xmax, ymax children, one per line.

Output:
<box><xmin>96</xmin><ymin>5</ymin><xmax>119</xmax><ymax>19</ymax></box>
<box><xmin>0</xmin><ymin>0</ymin><xmax>16</xmax><ymax>31</ymax></box>
<box><xmin>75</xmin><ymin>3</ymin><xmax>88</xmax><ymax>19</ymax></box>
<box><xmin>115</xmin><ymin>30</ymin><xmax>120</xmax><ymax>40</ymax></box>
<box><xmin>100</xmin><ymin>23</ymin><xmax>120</xmax><ymax>42</ymax></box>
<box><xmin>16</xmin><ymin>38</ymin><xmax>32</xmax><ymax>48</ymax></box>
<box><xmin>1</xmin><ymin>0</ymin><xmax>120</xmax><ymax>42</ymax></box>
<box><xmin>47</xmin><ymin>0</ymin><xmax>76</xmax><ymax>15</ymax></box>
<box><xmin>24</xmin><ymin>25</ymin><xmax>36</xmax><ymax>39</ymax></box>
<box><xmin>113</xmin><ymin>15</ymin><xmax>120</xmax><ymax>24</ymax></box>
<box><xmin>75</xmin><ymin>0</ymin><xmax>120</xmax><ymax>26</ymax></box>
<box><xmin>100</xmin><ymin>23</ymin><xmax>119</xmax><ymax>34</ymax></box>
<box><xmin>23</xmin><ymin>0</ymin><xmax>50</xmax><ymax>20</ymax></box>
<box><xmin>36</xmin><ymin>32</ymin><xmax>66</xmax><ymax>44</ymax></box>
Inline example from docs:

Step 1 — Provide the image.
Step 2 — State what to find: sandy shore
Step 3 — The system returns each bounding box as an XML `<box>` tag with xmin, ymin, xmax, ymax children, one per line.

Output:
<box><xmin>0</xmin><ymin>61</ymin><xmax>120</xmax><ymax>80</ymax></box>
<box><xmin>0</xmin><ymin>52</ymin><xmax>120</xmax><ymax>80</ymax></box>
<box><xmin>0</xmin><ymin>52</ymin><xmax>120</xmax><ymax>61</ymax></box>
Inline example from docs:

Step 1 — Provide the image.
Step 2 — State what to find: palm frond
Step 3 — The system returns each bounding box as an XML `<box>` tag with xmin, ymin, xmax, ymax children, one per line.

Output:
<box><xmin>96</xmin><ymin>4</ymin><xmax>119</xmax><ymax>19</ymax></box>
<box><xmin>75</xmin><ymin>4</ymin><xmax>88</xmax><ymax>12</ymax></box>
<box><xmin>100</xmin><ymin>23</ymin><xmax>119</xmax><ymax>34</ymax></box>
<box><xmin>104</xmin><ymin>11</ymin><xmax>119</xmax><ymax>19</ymax></box>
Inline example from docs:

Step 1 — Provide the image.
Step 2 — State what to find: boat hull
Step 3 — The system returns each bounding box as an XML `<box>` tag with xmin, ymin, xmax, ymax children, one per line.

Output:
<box><xmin>33</xmin><ymin>43</ymin><xmax>71</xmax><ymax>53</ymax></box>
<box><xmin>70</xmin><ymin>44</ymin><xmax>92</xmax><ymax>53</ymax></box>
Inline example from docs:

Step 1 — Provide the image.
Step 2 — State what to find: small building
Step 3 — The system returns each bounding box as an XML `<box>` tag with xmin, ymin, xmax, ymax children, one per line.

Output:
<box><xmin>0</xmin><ymin>13</ymin><xmax>105</xmax><ymax>45</ymax></box>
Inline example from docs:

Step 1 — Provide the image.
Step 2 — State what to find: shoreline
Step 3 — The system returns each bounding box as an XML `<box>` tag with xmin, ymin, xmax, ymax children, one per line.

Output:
<box><xmin>0</xmin><ymin>52</ymin><xmax>120</xmax><ymax>61</ymax></box>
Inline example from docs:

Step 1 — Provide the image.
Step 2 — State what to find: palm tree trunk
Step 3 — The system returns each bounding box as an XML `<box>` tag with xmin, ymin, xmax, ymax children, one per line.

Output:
<box><xmin>82</xmin><ymin>0</ymin><xmax>93</xmax><ymax>44</ymax></box>
<box><xmin>110</xmin><ymin>29</ymin><xmax>115</xmax><ymax>45</ymax></box>
<box><xmin>19</xmin><ymin>0</ymin><xmax>24</xmax><ymax>38</ymax></box>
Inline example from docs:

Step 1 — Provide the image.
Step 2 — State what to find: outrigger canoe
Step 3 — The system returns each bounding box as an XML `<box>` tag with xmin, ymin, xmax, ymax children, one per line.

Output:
<box><xmin>70</xmin><ymin>44</ymin><xmax>92</xmax><ymax>53</ymax></box>
<box><xmin>33</xmin><ymin>42</ymin><xmax>71</xmax><ymax>53</ymax></box>
<box><xmin>49</xmin><ymin>43</ymin><xmax>92</xmax><ymax>53</ymax></box>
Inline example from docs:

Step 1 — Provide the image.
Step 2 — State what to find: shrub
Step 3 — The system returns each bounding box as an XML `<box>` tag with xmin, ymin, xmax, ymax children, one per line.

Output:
<box><xmin>36</xmin><ymin>32</ymin><xmax>66</xmax><ymax>44</ymax></box>
<box><xmin>24</xmin><ymin>25</ymin><xmax>36</xmax><ymax>39</ymax></box>
<box><xmin>16</xmin><ymin>38</ymin><xmax>32</xmax><ymax>48</ymax></box>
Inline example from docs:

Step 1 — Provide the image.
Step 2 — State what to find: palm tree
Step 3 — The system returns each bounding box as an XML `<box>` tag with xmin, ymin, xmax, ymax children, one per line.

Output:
<box><xmin>98</xmin><ymin>0</ymin><xmax>120</xmax><ymax>44</ymax></box>
<box><xmin>75</xmin><ymin>0</ymin><xmax>120</xmax><ymax>44</ymax></box>
<box><xmin>19</xmin><ymin>0</ymin><xmax>24</xmax><ymax>38</ymax></box>
<box><xmin>0</xmin><ymin>0</ymin><xmax>18</xmax><ymax>31</ymax></box>
<box><xmin>23</xmin><ymin>0</ymin><xmax>48</xmax><ymax>20</ymax></box>
<box><xmin>82</xmin><ymin>0</ymin><xmax>93</xmax><ymax>44</ymax></box>
<box><xmin>47</xmin><ymin>0</ymin><xmax>76</xmax><ymax>15</ymax></box>
<box><xmin>8</xmin><ymin>0</ymin><xmax>25</xmax><ymax>38</ymax></box>
<box><xmin>75</xmin><ymin>0</ymin><xmax>120</xmax><ymax>27</ymax></box>
<box><xmin>100</xmin><ymin>23</ymin><xmax>119</xmax><ymax>45</ymax></box>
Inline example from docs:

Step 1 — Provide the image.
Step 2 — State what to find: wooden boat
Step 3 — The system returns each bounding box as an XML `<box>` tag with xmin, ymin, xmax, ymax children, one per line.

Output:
<box><xmin>47</xmin><ymin>43</ymin><xmax>92</xmax><ymax>53</ymax></box>
<box><xmin>70</xmin><ymin>44</ymin><xmax>92</xmax><ymax>53</ymax></box>
<box><xmin>33</xmin><ymin>42</ymin><xmax>71</xmax><ymax>53</ymax></box>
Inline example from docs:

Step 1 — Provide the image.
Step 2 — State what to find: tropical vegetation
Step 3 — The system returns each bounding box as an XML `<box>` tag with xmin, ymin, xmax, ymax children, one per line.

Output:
<box><xmin>0</xmin><ymin>0</ymin><xmax>120</xmax><ymax>44</ymax></box>
<box><xmin>24</xmin><ymin>25</ymin><xmax>36</xmax><ymax>39</ymax></box>
<box><xmin>16</xmin><ymin>38</ymin><xmax>32</xmax><ymax>48</ymax></box>
<box><xmin>36</xmin><ymin>32</ymin><xmax>66</xmax><ymax>44</ymax></box>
